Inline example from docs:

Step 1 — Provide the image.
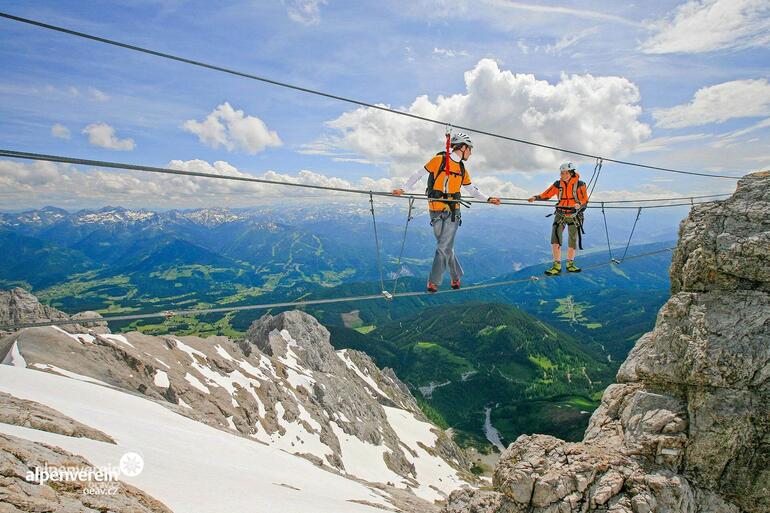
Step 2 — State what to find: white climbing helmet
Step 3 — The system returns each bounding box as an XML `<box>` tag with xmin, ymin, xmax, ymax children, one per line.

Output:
<box><xmin>559</xmin><ymin>162</ymin><xmax>576</xmax><ymax>172</ymax></box>
<box><xmin>450</xmin><ymin>132</ymin><xmax>473</xmax><ymax>148</ymax></box>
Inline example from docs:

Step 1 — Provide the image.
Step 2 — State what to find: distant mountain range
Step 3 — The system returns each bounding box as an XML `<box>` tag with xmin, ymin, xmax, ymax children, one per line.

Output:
<box><xmin>0</xmin><ymin>205</ymin><xmax>676</xmax><ymax>452</ymax></box>
<box><xmin>0</xmin><ymin>205</ymin><xmax>531</xmax><ymax>292</ymax></box>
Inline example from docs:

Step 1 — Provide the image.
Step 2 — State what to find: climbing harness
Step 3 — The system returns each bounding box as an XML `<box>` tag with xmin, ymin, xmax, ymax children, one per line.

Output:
<box><xmin>424</xmin><ymin>126</ymin><xmax>471</xmax><ymax>222</ymax></box>
<box><xmin>426</xmin><ymin>162</ymin><xmax>470</xmax><ymax>222</ymax></box>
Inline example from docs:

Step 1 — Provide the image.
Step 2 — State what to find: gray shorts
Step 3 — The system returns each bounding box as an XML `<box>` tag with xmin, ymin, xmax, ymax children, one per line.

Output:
<box><xmin>551</xmin><ymin>214</ymin><xmax>578</xmax><ymax>249</ymax></box>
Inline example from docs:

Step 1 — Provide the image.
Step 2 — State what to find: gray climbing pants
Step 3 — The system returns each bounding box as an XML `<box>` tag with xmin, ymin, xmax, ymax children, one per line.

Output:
<box><xmin>429</xmin><ymin>210</ymin><xmax>463</xmax><ymax>285</ymax></box>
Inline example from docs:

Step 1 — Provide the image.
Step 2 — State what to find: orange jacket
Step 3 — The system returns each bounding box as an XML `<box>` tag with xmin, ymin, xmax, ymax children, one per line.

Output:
<box><xmin>424</xmin><ymin>154</ymin><xmax>472</xmax><ymax>212</ymax></box>
<box><xmin>536</xmin><ymin>172</ymin><xmax>588</xmax><ymax>210</ymax></box>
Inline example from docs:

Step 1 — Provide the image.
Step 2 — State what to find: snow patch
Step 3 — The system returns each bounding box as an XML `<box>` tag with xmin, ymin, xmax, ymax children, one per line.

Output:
<box><xmin>286</xmin><ymin>367</ymin><xmax>316</xmax><ymax>393</ymax></box>
<box><xmin>336</xmin><ymin>351</ymin><xmax>388</xmax><ymax>399</ymax></box>
<box><xmin>153</xmin><ymin>370</ymin><xmax>170</xmax><ymax>388</ymax></box>
<box><xmin>173</xmin><ymin>339</ymin><xmax>207</xmax><ymax>362</ymax></box>
<box><xmin>103</xmin><ymin>334</ymin><xmax>135</xmax><ymax>348</ymax></box>
<box><xmin>383</xmin><ymin>406</ymin><xmax>466</xmax><ymax>501</ymax></box>
<box><xmin>184</xmin><ymin>372</ymin><xmax>210</xmax><ymax>394</ymax></box>
<box><xmin>267</xmin><ymin>402</ymin><xmax>332</xmax><ymax>461</ymax></box>
<box><xmin>191</xmin><ymin>362</ymin><xmax>265</xmax><ymax>417</ymax></box>
<box><xmin>214</xmin><ymin>344</ymin><xmax>236</xmax><ymax>361</ymax></box>
<box><xmin>238</xmin><ymin>359</ymin><xmax>270</xmax><ymax>381</ymax></box>
<box><xmin>1</xmin><ymin>341</ymin><xmax>26</xmax><ymax>367</ymax></box>
<box><xmin>50</xmin><ymin>326</ymin><xmax>95</xmax><ymax>344</ymax></box>
<box><xmin>31</xmin><ymin>363</ymin><xmax>111</xmax><ymax>387</ymax></box>
<box><xmin>330</xmin><ymin>421</ymin><xmax>403</xmax><ymax>485</ymax></box>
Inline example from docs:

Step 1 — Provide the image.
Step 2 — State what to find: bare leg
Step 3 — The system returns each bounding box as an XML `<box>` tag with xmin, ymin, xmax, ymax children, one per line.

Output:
<box><xmin>567</xmin><ymin>247</ymin><xmax>576</xmax><ymax>260</ymax></box>
<box><xmin>551</xmin><ymin>243</ymin><xmax>561</xmax><ymax>262</ymax></box>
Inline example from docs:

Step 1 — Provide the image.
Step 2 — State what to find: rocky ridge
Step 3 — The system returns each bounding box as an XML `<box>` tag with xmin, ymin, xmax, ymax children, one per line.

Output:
<box><xmin>444</xmin><ymin>170</ymin><xmax>770</xmax><ymax>513</ymax></box>
<box><xmin>0</xmin><ymin>290</ymin><xmax>471</xmax><ymax>508</ymax></box>
<box><xmin>0</xmin><ymin>392</ymin><xmax>115</xmax><ymax>443</ymax></box>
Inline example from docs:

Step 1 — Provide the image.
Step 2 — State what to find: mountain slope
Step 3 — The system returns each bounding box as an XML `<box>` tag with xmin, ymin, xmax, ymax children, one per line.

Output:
<box><xmin>0</xmin><ymin>365</ymin><xmax>400</xmax><ymax>513</ymax></box>
<box><xmin>0</xmin><ymin>290</ymin><xmax>473</xmax><ymax>509</ymax></box>
<box><xmin>0</xmin><ymin>230</ymin><xmax>99</xmax><ymax>288</ymax></box>
<box><xmin>330</xmin><ymin>303</ymin><xmax>614</xmax><ymax>448</ymax></box>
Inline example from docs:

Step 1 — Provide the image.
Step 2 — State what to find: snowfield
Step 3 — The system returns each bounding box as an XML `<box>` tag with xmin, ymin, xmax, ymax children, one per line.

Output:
<box><xmin>0</xmin><ymin>365</ymin><xmax>393</xmax><ymax>513</ymax></box>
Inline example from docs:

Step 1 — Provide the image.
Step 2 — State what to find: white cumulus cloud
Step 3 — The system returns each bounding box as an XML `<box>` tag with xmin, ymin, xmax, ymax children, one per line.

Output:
<box><xmin>82</xmin><ymin>123</ymin><xmax>135</xmax><ymax>151</ymax></box>
<box><xmin>183</xmin><ymin>102</ymin><xmax>282</xmax><ymax>154</ymax></box>
<box><xmin>653</xmin><ymin>79</ymin><xmax>770</xmax><ymax>128</ymax></box>
<box><xmin>641</xmin><ymin>0</ymin><xmax>770</xmax><ymax>54</ymax></box>
<box><xmin>320</xmin><ymin>59</ymin><xmax>650</xmax><ymax>176</ymax></box>
<box><xmin>285</xmin><ymin>0</ymin><xmax>327</xmax><ymax>26</ymax></box>
<box><xmin>51</xmin><ymin>123</ymin><xmax>71</xmax><ymax>139</ymax></box>
<box><xmin>0</xmin><ymin>158</ymin><xmax>409</xmax><ymax>209</ymax></box>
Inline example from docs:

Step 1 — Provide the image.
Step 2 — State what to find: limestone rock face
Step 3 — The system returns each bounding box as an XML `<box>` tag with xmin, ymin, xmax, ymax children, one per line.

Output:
<box><xmin>670</xmin><ymin>170</ymin><xmax>770</xmax><ymax>294</ymax></box>
<box><xmin>0</xmin><ymin>433</ymin><xmax>172</xmax><ymax>513</ymax></box>
<box><xmin>0</xmin><ymin>391</ymin><xmax>115</xmax><ymax>443</ymax></box>
<box><xmin>0</xmin><ymin>287</ymin><xmax>109</xmax><ymax>338</ymax></box>
<box><xmin>444</xmin><ymin>170</ymin><xmax>770</xmax><ymax>513</ymax></box>
<box><xmin>0</xmin><ymin>287</ymin><xmax>68</xmax><ymax>338</ymax></box>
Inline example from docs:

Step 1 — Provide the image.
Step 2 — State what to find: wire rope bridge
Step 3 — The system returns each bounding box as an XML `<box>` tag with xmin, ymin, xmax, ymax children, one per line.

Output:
<box><xmin>0</xmin><ymin>12</ymin><xmax>744</xmax><ymax>332</ymax></box>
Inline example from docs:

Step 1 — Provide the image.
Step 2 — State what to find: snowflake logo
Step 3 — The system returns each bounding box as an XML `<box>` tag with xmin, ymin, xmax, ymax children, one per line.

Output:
<box><xmin>119</xmin><ymin>452</ymin><xmax>144</xmax><ymax>477</ymax></box>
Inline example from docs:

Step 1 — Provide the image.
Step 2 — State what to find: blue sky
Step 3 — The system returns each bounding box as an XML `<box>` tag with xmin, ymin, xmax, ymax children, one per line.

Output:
<box><xmin>0</xmin><ymin>0</ymin><xmax>768</xmax><ymax>211</ymax></box>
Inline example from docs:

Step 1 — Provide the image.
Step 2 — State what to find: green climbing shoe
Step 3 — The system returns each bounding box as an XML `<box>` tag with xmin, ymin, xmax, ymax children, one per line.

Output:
<box><xmin>544</xmin><ymin>262</ymin><xmax>562</xmax><ymax>276</ymax></box>
<box><xmin>566</xmin><ymin>260</ymin><xmax>581</xmax><ymax>273</ymax></box>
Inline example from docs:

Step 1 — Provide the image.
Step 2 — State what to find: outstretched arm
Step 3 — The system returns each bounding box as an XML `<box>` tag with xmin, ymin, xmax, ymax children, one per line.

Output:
<box><xmin>528</xmin><ymin>183</ymin><xmax>559</xmax><ymax>202</ymax></box>
<box><xmin>463</xmin><ymin>183</ymin><xmax>501</xmax><ymax>205</ymax></box>
<box><xmin>393</xmin><ymin>168</ymin><xmax>428</xmax><ymax>195</ymax></box>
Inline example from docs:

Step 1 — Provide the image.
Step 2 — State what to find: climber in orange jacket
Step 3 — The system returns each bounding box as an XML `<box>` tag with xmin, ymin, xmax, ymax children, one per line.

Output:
<box><xmin>528</xmin><ymin>162</ymin><xmax>588</xmax><ymax>275</ymax></box>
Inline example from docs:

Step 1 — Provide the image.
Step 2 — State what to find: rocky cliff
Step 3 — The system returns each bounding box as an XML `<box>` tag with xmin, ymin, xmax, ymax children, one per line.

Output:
<box><xmin>0</xmin><ymin>291</ymin><xmax>472</xmax><ymax>510</ymax></box>
<box><xmin>444</xmin><ymin>170</ymin><xmax>770</xmax><ymax>513</ymax></box>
